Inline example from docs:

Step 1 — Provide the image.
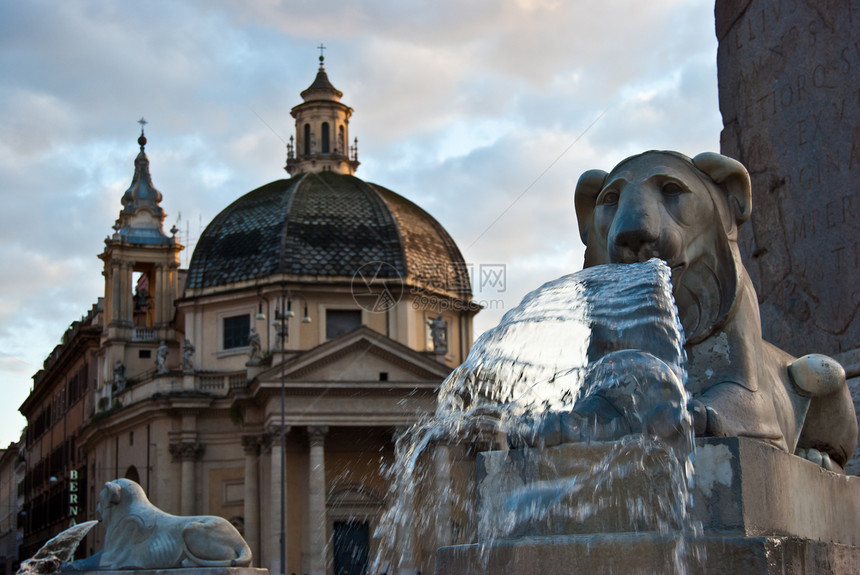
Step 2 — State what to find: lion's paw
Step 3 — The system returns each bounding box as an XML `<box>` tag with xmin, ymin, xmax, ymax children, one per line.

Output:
<box><xmin>795</xmin><ymin>447</ymin><xmax>834</xmax><ymax>471</ymax></box>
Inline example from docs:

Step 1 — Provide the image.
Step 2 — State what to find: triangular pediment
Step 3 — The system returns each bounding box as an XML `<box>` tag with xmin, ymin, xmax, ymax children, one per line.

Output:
<box><xmin>256</xmin><ymin>326</ymin><xmax>452</xmax><ymax>384</ymax></box>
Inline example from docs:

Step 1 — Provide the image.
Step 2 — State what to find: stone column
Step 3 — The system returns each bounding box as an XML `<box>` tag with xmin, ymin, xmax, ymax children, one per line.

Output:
<box><xmin>120</xmin><ymin>261</ymin><xmax>133</xmax><ymax>326</ymax></box>
<box><xmin>154</xmin><ymin>262</ymin><xmax>179</xmax><ymax>339</ymax></box>
<box><xmin>110</xmin><ymin>261</ymin><xmax>121</xmax><ymax>324</ymax></box>
<box><xmin>242</xmin><ymin>434</ymin><xmax>263</xmax><ymax>561</ymax></box>
<box><xmin>154</xmin><ymin>263</ymin><xmax>165</xmax><ymax>328</ymax></box>
<box><xmin>168</xmin><ymin>441</ymin><xmax>204</xmax><ymax>516</ymax></box>
<box><xmin>268</xmin><ymin>426</ymin><xmax>290</xmax><ymax>575</ymax></box>
<box><xmin>307</xmin><ymin>426</ymin><xmax>329</xmax><ymax>575</ymax></box>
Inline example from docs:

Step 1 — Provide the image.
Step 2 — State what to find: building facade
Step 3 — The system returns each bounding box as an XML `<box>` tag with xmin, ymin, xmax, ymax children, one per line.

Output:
<box><xmin>18</xmin><ymin>306</ymin><xmax>101</xmax><ymax>561</ymax></box>
<box><xmin>19</xmin><ymin>57</ymin><xmax>479</xmax><ymax>575</ymax></box>
<box><xmin>0</xmin><ymin>443</ymin><xmax>22</xmax><ymax>575</ymax></box>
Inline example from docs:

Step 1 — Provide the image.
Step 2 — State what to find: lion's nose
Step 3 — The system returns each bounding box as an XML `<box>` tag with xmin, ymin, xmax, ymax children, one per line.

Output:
<box><xmin>614</xmin><ymin>226</ymin><xmax>658</xmax><ymax>253</ymax></box>
<box><xmin>612</xmin><ymin>206</ymin><xmax>659</xmax><ymax>255</ymax></box>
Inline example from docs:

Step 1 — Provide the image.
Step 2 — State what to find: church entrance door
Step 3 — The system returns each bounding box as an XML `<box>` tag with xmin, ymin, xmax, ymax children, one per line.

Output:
<box><xmin>333</xmin><ymin>520</ymin><xmax>369</xmax><ymax>575</ymax></box>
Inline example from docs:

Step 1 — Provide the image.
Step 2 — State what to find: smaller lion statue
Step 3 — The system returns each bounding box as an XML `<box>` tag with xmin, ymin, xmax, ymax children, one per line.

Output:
<box><xmin>65</xmin><ymin>478</ymin><xmax>252</xmax><ymax>570</ymax></box>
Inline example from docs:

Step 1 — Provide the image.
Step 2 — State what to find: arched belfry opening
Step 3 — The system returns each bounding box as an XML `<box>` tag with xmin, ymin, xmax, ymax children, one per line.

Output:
<box><xmin>321</xmin><ymin>122</ymin><xmax>330</xmax><ymax>153</ymax></box>
<box><xmin>132</xmin><ymin>270</ymin><xmax>156</xmax><ymax>332</ymax></box>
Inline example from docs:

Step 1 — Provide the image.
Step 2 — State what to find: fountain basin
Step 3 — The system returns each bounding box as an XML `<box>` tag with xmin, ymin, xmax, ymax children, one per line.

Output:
<box><xmin>437</xmin><ymin>437</ymin><xmax>860</xmax><ymax>574</ymax></box>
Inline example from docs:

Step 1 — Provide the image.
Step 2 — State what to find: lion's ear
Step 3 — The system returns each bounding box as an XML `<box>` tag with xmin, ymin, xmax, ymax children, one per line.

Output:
<box><xmin>105</xmin><ymin>481</ymin><xmax>121</xmax><ymax>504</ymax></box>
<box><xmin>692</xmin><ymin>152</ymin><xmax>752</xmax><ymax>225</ymax></box>
<box><xmin>574</xmin><ymin>169</ymin><xmax>608</xmax><ymax>244</ymax></box>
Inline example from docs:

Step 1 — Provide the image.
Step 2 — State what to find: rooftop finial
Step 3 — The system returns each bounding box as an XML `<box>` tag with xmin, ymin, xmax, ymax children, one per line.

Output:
<box><xmin>317</xmin><ymin>43</ymin><xmax>326</xmax><ymax>68</ymax></box>
<box><xmin>137</xmin><ymin>117</ymin><xmax>148</xmax><ymax>148</ymax></box>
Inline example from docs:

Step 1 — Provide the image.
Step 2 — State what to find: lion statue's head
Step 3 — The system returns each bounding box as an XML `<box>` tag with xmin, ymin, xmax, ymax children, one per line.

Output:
<box><xmin>97</xmin><ymin>478</ymin><xmax>150</xmax><ymax>529</ymax></box>
<box><xmin>574</xmin><ymin>151</ymin><xmax>752</xmax><ymax>344</ymax></box>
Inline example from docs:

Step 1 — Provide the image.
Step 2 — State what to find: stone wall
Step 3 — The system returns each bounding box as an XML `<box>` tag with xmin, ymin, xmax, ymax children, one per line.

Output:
<box><xmin>715</xmin><ymin>0</ymin><xmax>860</xmax><ymax>471</ymax></box>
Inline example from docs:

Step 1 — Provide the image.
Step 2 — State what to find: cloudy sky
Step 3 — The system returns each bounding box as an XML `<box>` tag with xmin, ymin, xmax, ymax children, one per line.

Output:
<box><xmin>0</xmin><ymin>0</ymin><xmax>721</xmax><ymax>446</ymax></box>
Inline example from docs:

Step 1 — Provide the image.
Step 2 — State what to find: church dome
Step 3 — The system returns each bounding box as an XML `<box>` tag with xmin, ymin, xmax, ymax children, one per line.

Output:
<box><xmin>185</xmin><ymin>171</ymin><xmax>472</xmax><ymax>298</ymax></box>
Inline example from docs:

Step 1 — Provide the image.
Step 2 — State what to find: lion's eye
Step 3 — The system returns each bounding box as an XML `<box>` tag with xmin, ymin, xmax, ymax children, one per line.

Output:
<box><xmin>662</xmin><ymin>182</ymin><xmax>684</xmax><ymax>197</ymax></box>
<box><xmin>600</xmin><ymin>190</ymin><xmax>619</xmax><ymax>205</ymax></box>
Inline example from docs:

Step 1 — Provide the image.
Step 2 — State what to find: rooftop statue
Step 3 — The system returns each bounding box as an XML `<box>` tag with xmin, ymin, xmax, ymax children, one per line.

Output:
<box><xmin>532</xmin><ymin>151</ymin><xmax>856</xmax><ymax>472</ymax></box>
<box><xmin>247</xmin><ymin>327</ymin><xmax>262</xmax><ymax>364</ymax></box>
<box><xmin>155</xmin><ymin>341</ymin><xmax>169</xmax><ymax>375</ymax></box>
<box><xmin>63</xmin><ymin>478</ymin><xmax>252</xmax><ymax>570</ymax></box>
<box><xmin>182</xmin><ymin>338</ymin><xmax>195</xmax><ymax>373</ymax></box>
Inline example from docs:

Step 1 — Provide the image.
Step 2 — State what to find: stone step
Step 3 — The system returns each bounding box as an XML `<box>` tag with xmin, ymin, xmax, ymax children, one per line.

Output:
<box><xmin>436</xmin><ymin>533</ymin><xmax>860</xmax><ymax>575</ymax></box>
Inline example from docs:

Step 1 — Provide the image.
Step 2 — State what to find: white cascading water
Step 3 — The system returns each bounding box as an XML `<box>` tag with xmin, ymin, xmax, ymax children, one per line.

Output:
<box><xmin>373</xmin><ymin>259</ymin><xmax>703</xmax><ymax>574</ymax></box>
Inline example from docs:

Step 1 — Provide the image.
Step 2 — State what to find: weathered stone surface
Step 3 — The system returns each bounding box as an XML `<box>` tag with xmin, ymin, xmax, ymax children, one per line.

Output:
<box><xmin>436</xmin><ymin>534</ymin><xmax>860</xmax><ymax>575</ymax></box>
<box><xmin>716</xmin><ymin>0</ymin><xmax>860</xmax><ymax>358</ymax></box>
<box><xmin>843</xmin><ymin>349</ymin><xmax>860</xmax><ymax>473</ymax></box>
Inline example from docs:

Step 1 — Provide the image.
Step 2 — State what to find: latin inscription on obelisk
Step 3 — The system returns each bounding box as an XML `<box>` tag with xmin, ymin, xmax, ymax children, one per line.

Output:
<box><xmin>717</xmin><ymin>0</ymin><xmax>860</xmax><ymax>357</ymax></box>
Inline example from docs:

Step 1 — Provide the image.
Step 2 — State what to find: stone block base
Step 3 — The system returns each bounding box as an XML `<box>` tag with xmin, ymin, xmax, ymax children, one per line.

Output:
<box><xmin>436</xmin><ymin>533</ymin><xmax>860</xmax><ymax>575</ymax></box>
<box><xmin>437</xmin><ymin>437</ymin><xmax>860</xmax><ymax>574</ymax></box>
<box><xmin>477</xmin><ymin>437</ymin><xmax>860</xmax><ymax>545</ymax></box>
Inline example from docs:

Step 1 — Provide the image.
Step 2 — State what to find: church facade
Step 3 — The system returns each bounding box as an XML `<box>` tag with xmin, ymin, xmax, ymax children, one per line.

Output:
<box><xmin>19</xmin><ymin>57</ymin><xmax>479</xmax><ymax>575</ymax></box>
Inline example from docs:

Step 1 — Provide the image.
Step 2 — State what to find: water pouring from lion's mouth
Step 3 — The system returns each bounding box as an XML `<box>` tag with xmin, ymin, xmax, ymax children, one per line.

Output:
<box><xmin>373</xmin><ymin>258</ymin><xmax>700</xmax><ymax>574</ymax></box>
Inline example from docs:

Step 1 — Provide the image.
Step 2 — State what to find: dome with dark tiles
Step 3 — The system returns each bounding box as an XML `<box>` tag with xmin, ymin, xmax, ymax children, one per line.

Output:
<box><xmin>188</xmin><ymin>57</ymin><xmax>471</xmax><ymax>300</ymax></box>
<box><xmin>186</xmin><ymin>171</ymin><xmax>471</xmax><ymax>297</ymax></box>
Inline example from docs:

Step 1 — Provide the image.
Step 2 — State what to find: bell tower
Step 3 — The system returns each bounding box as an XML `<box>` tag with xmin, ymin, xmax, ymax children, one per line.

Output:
<box><xmin>99</xmin><ymin>120</ymin><xmax>183</xmax><ymax>386</ymax></box>
<box><xmin>285</xmin><ymin>48</ymin><xmax>360</xmax><ymax>176</ymax></box>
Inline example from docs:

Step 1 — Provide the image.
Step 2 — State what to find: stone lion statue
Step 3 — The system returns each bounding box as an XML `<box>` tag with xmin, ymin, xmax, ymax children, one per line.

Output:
<box><xmin>66</xmin><ymin>478</ymin><xmax>252</xmax><ymax>570</ymax></box>
<box><xmin>545</xmin><ymin>150</ymin><xmax>856</xmax><ymax>472</ymax></box>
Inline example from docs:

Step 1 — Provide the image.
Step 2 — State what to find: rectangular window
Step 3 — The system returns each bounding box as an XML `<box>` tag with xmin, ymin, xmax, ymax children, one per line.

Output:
<box><xmin>326</xmin><ymin>309</ymin><xmax>362</xmax><ymax>340</ymax></box>
<box><xmin>223</xmin><ymin>314</ymin><xmax>250</xmax><ymax>350</ymax></box>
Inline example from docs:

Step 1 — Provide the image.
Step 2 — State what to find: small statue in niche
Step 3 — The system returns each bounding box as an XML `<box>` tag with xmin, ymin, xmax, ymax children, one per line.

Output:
<box><xmin>247</xmin><ymin>327</ymin><xmax>262</xmax><ymax>364</ymax></box>
<box><xmin>112</xmin><ymin>360</ymin><xmax>126</xmax><ymax>392</ymax></box>
<box><xmin>428</xmin><ymin>313</ymin><xmax>448</xmax><ymax>355</ymax></box>
<box><xmin>182</xmin><ymin>339</ymin><xmax>195</xmax><ymax>372</ymax></box>
<box><xmin>155</xmin><ymin>341</ymin><xmax>169</xmax><ymax>374</ymax></box>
